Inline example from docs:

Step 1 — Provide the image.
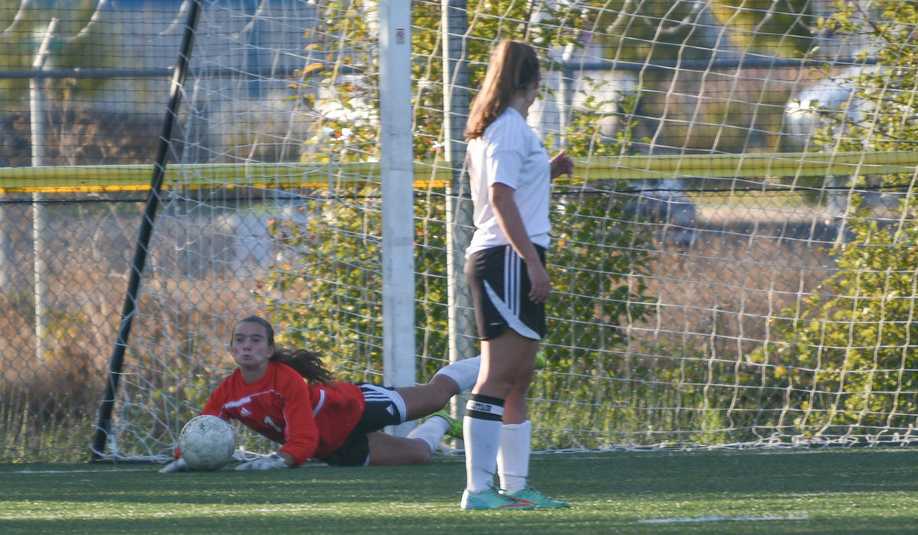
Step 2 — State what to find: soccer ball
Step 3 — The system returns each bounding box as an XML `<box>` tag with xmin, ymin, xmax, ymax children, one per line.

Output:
<box><xmin>178</xmin><ymin>415</ymin><xmax>236</xmax><ymax>471</ymax></box>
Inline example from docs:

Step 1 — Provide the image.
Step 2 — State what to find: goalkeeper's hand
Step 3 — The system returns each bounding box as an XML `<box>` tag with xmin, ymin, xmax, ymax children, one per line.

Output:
<box><xmin>235</xmin><ymin>453</ymin><xmax>289</xmax><ymax>471</ymax></box>
<box><xmin>159</xmin><ymin>458</ymin><xmax>189</xmax><ymax>474</ymax></box>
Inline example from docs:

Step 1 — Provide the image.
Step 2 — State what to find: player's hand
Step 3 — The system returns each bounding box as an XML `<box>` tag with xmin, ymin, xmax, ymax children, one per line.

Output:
<box><xmin>159</xmin><ymin>458</ymin><xmax>189</xmax><ymax>473</ymax></box>
<box><xmin>235</xmin><ymin>453</ymin><xmax>288</xmax><ymax>471</ymax></box>
<box><xmin>526</xmin><ymin>260</ymin><xmax>551</xmax><ymax>304</ymax></box>
<box><xmin>550</xmin><ymin>151</ymin><xmax>574</xmax><ymax>179</ymax></box>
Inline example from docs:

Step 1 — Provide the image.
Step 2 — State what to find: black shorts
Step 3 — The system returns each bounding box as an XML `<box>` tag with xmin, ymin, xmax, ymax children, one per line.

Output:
<box><xmin>319</xmin><ymin>384</ymin><xmax>407</xmax><ymax>467</ymax></box>
<box><xmin>465</xmin><ymin>244</ymin><xmax>547</xmax><ymax>341</ymax></box>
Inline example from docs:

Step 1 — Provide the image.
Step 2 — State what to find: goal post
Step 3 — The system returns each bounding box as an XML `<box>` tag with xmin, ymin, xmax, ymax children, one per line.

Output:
<box><xmin>379</xmin><ymin>0</ymin><xmax>417</xmax><ymax>430</ymax></box>
<box><xmin>90</xmin><ymin>0</ymin><xmax>203</xmax><ymax>461</ymax></box>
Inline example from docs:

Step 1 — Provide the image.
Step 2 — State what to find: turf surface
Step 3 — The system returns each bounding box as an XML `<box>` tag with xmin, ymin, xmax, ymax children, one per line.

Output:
<box><xmin>1</xmin><ymin>449</ymin><xmax>916</xmax><ymax>534</ymax></box>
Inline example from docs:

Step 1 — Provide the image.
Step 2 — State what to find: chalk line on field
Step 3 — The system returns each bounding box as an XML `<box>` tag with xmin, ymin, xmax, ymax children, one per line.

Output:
<box><xmin>13</xmin><ymin>468</ymin><xmax>152</xmax><ymax>474</ymax></box>
<box><xmin>638</xmin><ymin>513</ymin><xmax>809</xmax><ymax>524</ymax></box>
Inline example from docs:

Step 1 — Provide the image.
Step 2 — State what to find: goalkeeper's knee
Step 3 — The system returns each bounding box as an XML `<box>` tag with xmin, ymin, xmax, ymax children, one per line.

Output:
<box><xmin>434</xmin><ymin>355</ymin><xmax>482</xmax><ymax>393</ymax></box>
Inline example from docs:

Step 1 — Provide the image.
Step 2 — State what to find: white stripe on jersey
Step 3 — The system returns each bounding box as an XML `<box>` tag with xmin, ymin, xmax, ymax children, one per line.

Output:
<box><xmin>223</xmin><ymin>395</ymin><xmax>253</xmax><ymax>409</ymax></box>
<box><xmin>312</xmin><ymin>388</ymin><xmax>326</xmax><ymax>416</ymax></box>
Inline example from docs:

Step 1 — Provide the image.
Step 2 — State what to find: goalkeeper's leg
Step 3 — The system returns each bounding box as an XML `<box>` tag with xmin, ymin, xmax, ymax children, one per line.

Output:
<box><xmin>365</xmin><ymin>429</ymin><xmax>444</xmax><ymax>465</ymax></box>
<box><xmin>396</xmin><ymin>355</ymin><xmax>481</xmax><ymax>420</ymax></box>
<box><xmin>433</xmin><ymin>354</ymin><xmax>482</xmax><ymax>392</ymax></box>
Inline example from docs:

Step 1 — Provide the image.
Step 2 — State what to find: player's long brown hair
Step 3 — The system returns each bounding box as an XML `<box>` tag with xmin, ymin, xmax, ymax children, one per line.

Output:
<box><xmin>235</xmin><ymin>315</ymin><xmax>333</xmax><ymax>384</ymax></box>
<box><xmin>464</xmin><ymin>40</ymin><xmax>540</xmax><ymax>140</ymax></box>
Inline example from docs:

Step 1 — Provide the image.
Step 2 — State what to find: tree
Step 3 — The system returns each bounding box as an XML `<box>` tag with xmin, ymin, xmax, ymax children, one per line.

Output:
<box><xmin>748</xmin><ymin>1</ymin><xmax>918</xmax><ymax>439</ymax></box>
<box><xmin>0</xmin><ymin>0</ymin><xmax>115</xmax><ymax>100</ymax></box>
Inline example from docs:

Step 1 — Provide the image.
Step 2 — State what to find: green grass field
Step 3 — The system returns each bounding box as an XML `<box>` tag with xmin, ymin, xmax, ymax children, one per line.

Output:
<box><xmin>1</xmin><ymin>449</ymin><xmax>916</xmax><ymax>534</ymax></box>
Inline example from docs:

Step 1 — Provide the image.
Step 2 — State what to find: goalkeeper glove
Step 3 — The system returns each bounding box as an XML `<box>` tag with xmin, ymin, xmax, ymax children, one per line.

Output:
<box><xmin>235</xmin><ymin>453</ymin><xmax>288</xmax><ymax>471</ymax></box>
<box><xmin>159</xmin><ymin>458</ymin><xmax>189</xmax><ymax>474</ymax></box>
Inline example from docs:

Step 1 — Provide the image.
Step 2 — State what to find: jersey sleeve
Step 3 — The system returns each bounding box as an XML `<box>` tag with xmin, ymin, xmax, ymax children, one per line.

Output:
<box><xmin>275</xmin><ymin>370</ymin><xmax>320</xmax><ymax>465</ymax></box>
<box><xmin>485</xmin><ymin>123</ymin><xmax>524</xmax><ymax>190</ymax></box>
<box><xmin>200</xmin><ymin>380</ymin><xmax>230</xmax><ymax>418</ymax></box>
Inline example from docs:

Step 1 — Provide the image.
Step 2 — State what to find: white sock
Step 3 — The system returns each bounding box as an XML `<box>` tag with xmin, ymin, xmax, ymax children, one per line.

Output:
<box><xmin>497</xmin><ymin>420</ymin><xmax>531</xmax><ymax>493</ymax></box>
<box><xmin>433</xmin><ymin>355</ymin><xmax>481</xmax><ymax>392</ymax></box>
<box><xmin>464</xmin><ymin>394</ymin><xmax>503</xmax><ymax>493</ymax></box>
<box><xmin>407</xmin><ymin>415</ymin><xmax>450</xmax><ymax>454</ymax></box>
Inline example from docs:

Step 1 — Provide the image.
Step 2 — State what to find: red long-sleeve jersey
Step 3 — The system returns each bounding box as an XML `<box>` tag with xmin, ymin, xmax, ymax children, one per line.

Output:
<box><xmin>200</xmin><ymin>361</ymin><xmax>365</xmax><ymax>465</ymax></box>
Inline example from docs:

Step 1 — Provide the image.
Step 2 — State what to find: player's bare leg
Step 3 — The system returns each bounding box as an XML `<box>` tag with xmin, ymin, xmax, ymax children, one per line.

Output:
<box><xmin>474</xmin><ymin>335</ymin><xmax>567</xmax><ymax>508</ymax></box>
<box><xmin>474</xmin><ymin>331</ymin><xmax>537</xmax><ymax>402</ymax></box>
<box><xmin>499</xmin><ymin>347</ymin><xmax>536</xmax><ymax>424</ymax></box>
<box><xmin>396</xmin><ymin>375</ymin><xmax>459</xmax><ymax>420</ymax></box>
<box><xmin>367</xmin><ymin>431</ymin><xmax>433</xmax><ymax>465</ymax></box>
<box><xmin>461</xmin><ymin>331</ymin><xmax>536</xmax><ymax>503</ymax></box>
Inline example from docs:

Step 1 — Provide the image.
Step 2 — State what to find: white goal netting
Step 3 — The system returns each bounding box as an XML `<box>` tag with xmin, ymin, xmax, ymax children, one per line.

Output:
<box><xmin>0</xmin><ymin>1</ymin><xmax>914</xmax><ymax>462</ymax></box>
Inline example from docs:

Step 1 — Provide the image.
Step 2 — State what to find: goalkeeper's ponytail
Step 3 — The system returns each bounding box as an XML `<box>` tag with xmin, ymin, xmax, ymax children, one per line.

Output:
<box><xmin>236</xmin><ymin>315</ymin><xmax>334</xmax><ymax>384</ymax></box>
<box><xmin>270</xmin><ymin>348</ymin><xmax>333</xmax><ymax>384</ymax></box>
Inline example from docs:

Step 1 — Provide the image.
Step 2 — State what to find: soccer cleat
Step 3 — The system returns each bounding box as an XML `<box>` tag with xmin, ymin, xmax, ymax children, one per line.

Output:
<box><xmin>501</xmin><ymin>487</ymin><xmax>569</xmax><ymax>509</ymax></box>
<box><xmin>460</xmin><ymin>488</ymin><xmax>534</xmax><ymax>510</ymax></box>
<box><xmin>431</xmin><ymin>410</ymin><xmax>463</xmax><ymax>439</ymax></box>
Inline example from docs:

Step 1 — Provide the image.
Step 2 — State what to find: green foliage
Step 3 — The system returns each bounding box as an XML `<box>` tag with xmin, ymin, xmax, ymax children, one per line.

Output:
<box><xmin>710</xmin><ymin>0</ymin><xmax>814</xmax><ymax>57</ymax></box>
<box><xmin>592</xmin><ymin>0</ymin><xmax>813</xmax><ymax>62</ymax></box>
<box><xmin>591</xmin><ymin>1</ymin><xmax>718</xmax><ymax>63</ymax></box>
<box><xmin>530</xmin><ymin>188</ymin><xmax>653</xmax><ymax>448</ymax></box>
<box><xmin>815</xmin><ymin>1</ymin><xmax>918</xmax><ymax>171</ymax></box>
<box><xmin>561</xmin><ymin>92</ymin><xmax>642</xmax><ymax>158</ymax></box>
<box><xmin>799</xmin><ymin>0</ymin><xmax>918</xmax><ymax>195</ymax></box>
<box><xmin>586</xmin><ymin>1</ymin><xmax>814</xmax><ymax>154</ymax></box>
<box><xmin>744</xmin><ymin>1</ymin><xmax>918</xmax><ymax>439</ymax></box>
<box><xmin>299</xmin><ymin>2</ymin><xmax>380</xmax><ymax>164</ymax></box>
<box><xmin>749</xmin><ymin>205</ymin><xmax>917</xmax><ymax>436</ymax></box>
<box><xmin>0</xmin><ymin>0</ymin><xmax>116</xmax><ymax>100</ymax></box>
<box><xmin>263</xmin><ymin>191</ymin><xmax>451</xmax><ymax>382</ymax></box>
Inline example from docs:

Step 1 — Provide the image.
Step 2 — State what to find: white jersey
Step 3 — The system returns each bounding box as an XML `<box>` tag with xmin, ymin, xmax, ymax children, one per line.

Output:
<box><xmin>466</xmin><ymin>107</ymin><xmax>551</xmax><ymax>257</ymax></box>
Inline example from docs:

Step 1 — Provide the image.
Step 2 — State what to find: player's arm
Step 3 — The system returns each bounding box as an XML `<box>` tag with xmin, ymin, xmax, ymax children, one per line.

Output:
<box><xmin>275</xmin><ymin>375</ymin><xmax>320</xmax><ymax>465</ymax></box>
<box><xmin>200</xmin><ymin>384</ymin><xmax>229</xmax><ymax>418</ymax></box>
<box><xmin>490</xmin><ymin>183</ymin><xmax>550</xmax><ymax>303</ymax></box>
<box><xmin>236</xmin><ymin>370</ymin><xmax>318</xmax><ymax>470</ymax></box>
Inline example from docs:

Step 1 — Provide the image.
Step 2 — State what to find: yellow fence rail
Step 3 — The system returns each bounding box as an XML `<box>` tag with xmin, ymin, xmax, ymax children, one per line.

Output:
<box><xmin>1</xmin><ymin>151</ymin><xmax>916</xmax><ymax>194</ymax></box>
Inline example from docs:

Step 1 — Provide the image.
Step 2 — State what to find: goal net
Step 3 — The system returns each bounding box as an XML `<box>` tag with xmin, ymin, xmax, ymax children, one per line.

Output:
<box><xmin>0</xmin><ymin>1</ymin><xmax>914</xmax><ymax>462</ymax></box>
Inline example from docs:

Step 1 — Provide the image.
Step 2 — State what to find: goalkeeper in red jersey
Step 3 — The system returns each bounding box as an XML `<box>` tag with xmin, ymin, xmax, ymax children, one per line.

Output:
<box><xmin>160</xmin><ymin>315</ymin><xmax>480</xmax><ymax>472</ymax></box>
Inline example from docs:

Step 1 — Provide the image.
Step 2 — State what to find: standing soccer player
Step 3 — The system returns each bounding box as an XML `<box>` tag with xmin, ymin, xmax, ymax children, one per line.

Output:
<box><xmin>460</xmin><ymin>39</ymin><xmax>574</xmax><ymax>510</ymax></box>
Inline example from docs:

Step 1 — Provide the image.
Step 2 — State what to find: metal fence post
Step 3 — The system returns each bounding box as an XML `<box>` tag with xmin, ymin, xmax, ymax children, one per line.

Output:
<box><xmin>442</xmin><ymin>1</ymin><xmax>475</xmax><ymax>427</ymax></box>
<box><xmin>30</xmin><ymin>18</ymin><xmax>59</xmax><ymax>362</ymax></box>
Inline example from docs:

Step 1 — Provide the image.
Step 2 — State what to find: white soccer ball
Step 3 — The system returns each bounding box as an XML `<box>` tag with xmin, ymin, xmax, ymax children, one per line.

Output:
<box><xmin>178</xmin><ymin>415</ymin><xmax>236</xmax><ymax>471</ymax></box>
